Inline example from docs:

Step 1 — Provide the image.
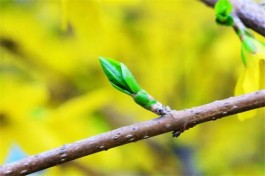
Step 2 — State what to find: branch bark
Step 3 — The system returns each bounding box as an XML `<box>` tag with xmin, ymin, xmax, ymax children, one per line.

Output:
<box><xmin>200</xmin><ymin>0</ymin><xmax>265</xmax><ymax>36</ymax></box>
<box><xmin>1</xmin><ymin>90</ymin><xmax>265</xmax><ymax>175</ymax></box>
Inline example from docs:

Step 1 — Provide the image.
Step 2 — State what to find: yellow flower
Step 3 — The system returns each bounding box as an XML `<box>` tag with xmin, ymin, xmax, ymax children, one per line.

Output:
<box><xmin>235</xmin><ymin>37</ymin><xmax>265</xmax><ymax>120</ymax></box>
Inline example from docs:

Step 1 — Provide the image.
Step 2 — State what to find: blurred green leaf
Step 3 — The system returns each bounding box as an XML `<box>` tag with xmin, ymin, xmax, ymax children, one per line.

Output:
<box><xmin>241</xmin><ymin>46</ymin><xmax>247</xmax><ymax>66</ymax></box>
<box><xmin>242</xmin><ymin>35</ymin><xmax>257</xmax><ymax>54</ymax></box>
<box><xmin>214</xmin><ymin>0</ymin><xmax>234</xmax><ymax>26</ymax></box>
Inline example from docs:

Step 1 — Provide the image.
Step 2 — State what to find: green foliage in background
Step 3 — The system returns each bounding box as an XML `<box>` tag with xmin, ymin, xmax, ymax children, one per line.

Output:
<box><xmin>0</xmin><ymin>0</ymin><xmax>264</xmax><ymax>175</ymax></box>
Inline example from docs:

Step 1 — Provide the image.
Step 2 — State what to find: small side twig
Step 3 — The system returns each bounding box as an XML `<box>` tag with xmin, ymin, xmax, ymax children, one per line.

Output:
<box><xmin>232</xmin><ymin>15</ymin><xmax>247</xmax><ymax>37</ymax></box>
<box><xmin>0</xmin><ymin>90</ymin><xmax>265</xmax><ymax>175</ymax></box>
<box><xmin>200</xmin><ymin>0</ymin><xmax>265</xmax><ymax>36</ymax></box>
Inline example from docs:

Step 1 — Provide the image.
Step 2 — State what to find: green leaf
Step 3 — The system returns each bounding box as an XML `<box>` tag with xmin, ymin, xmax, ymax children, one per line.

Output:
<box><xmin>215</xmin><ymin>15</ymin><xmax>233</xmax><ymax>26</ymax></box>
<box><xmin>121</xmin><ymin>63</ymin><xmax>142</xmax><ymax>93</ymax></box>
<box><xmin>99</xmin><ymin>57</ymin><xmax>125</xmax><ymax>87</ymax></box>
<box><xmin>99</xmin><ymin>57</ymin><xmax>134</xmax><ymax>94</ymax></box>
<box><xmin>241</xmin><ymin>46</ymin><xmax>247</xmax><ymax>66</ymax></box>
<box><xmin>214</xmin><ymin>0</ymin><xmax>234</xmax><ymax>26</ymax></box>
<box><xmin>215</xmin><ymin>0</ymin><xmax>232</xmax><ymax>15</ymax></box>
<box><xmin>99</xmin><ymin>57</ymin><xmax>143</xmax><ymax>95</ymax></box>
<box><xmin>111</xmin><ymin>82</ymin><xmax>132</xmax><ymax>95</ymax></box>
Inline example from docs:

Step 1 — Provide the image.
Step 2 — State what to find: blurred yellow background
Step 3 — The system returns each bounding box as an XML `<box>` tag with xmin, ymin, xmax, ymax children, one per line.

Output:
<box><xmin>0</xmin><ymin>0</ymin><xmax>264</xmax><ymax>175</ymax></box>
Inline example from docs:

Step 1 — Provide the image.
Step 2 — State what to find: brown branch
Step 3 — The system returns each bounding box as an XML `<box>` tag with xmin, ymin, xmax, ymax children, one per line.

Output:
<box><xmin>200</xmin><ymin>0</ymin><xmax>265</xmax><ymax>36</ymax></box>
<box><xmin>1</xmin><ymin>90</ymin><xmax>265</xmax><ymax>175</ymax></box>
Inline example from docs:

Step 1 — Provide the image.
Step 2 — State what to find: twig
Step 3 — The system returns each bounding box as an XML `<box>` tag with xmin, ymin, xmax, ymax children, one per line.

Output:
<box><xmin>200</xmin><ymin>0</ymin><xmax>265</xmax><ymax>36</ymax></box>
<box><xmin>0</xmin><ymin>90</ymin><xmax>265</xmax><ymax>175</ymax></box>
<box><xmin>232</xmin><ymin>15</ymin><xmax>248</xmax><ymax>38</ymax></box>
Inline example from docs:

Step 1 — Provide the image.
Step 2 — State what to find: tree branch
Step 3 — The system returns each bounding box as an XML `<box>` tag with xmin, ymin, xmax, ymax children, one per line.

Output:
<box><xmin>1</xmin><ymin>90</ymin><xmax>265</xmax><ymax>175</ymax></box>
<box><xmin>200</xmin><ymin>0</ymin><xmax>265</xmax><ymax>36</ymax></box>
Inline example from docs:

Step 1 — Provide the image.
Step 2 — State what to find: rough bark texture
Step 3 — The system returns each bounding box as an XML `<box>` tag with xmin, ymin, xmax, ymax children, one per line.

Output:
<box><xmin>0</xmin><ymin>90</ymin><xmax>265</xmax><ymax>175</ymax></box>
<box><xmin>200</xmin><ymin>0</ymin><xmax>265</xmax><ymax>36</ymax></box>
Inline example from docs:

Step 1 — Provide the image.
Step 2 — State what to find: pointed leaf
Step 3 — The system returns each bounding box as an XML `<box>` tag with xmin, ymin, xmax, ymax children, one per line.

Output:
<box><xmin>99</xmin><ymin>57</ymin><xmax>128</xmax><ymax>90</ymax></box>
<box><xmin>215</xmin><ymin>0</ymin><xmax>232</xmax><ymax>16</ymax></box>
<box><xmin>121</xmin><ymin>63</ymin><xmax>142</xmax><ymax>93</ymax></box>
<box><xmin>214</xmin><ymin>0</ymin><xmax>234</xmax><ymax>26</ymax></box>
<box><xmin>111</xmin><ymin>82</ymin><xmax>132</xmax><ymax>95</ymax></box>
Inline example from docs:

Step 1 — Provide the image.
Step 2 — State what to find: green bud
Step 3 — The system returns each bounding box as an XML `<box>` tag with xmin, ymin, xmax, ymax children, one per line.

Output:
<box><xmin>121</xmin><ymin>63</ymin><xmax>142</xmax><ymax>93</ymax></box>
<box><xmin>99</xmin><ymin>57</ymin><xmax>141</xmax><ymax>95</ymax></box>
<box><xmin>215</xmin><ymin>15</ymin><xmax>234</xmax><ymax>26</ymax></box>
<box><xmin>214</xmin><ymin>0</ymin><xmax>234</xmax><ymax>26</ymax></box>
<box><xmin>99</xmin><ymin>57</ymin><xmax>170</xmax><ymax>115</ymax></box>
